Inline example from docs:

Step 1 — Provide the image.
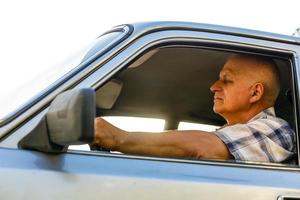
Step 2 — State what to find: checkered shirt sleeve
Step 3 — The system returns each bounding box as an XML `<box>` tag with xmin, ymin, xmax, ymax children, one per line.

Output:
<box><xmin>214</xmin><ymin>109</ymin><xmax>296</xmax><ymax>163</ymax></box>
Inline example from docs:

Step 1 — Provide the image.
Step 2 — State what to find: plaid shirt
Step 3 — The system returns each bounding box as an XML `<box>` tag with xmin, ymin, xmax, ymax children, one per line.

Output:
<box><xmin>214</xmin><ymin>107</ymin><xmax>296</xmax><ymax>163</ymax></box>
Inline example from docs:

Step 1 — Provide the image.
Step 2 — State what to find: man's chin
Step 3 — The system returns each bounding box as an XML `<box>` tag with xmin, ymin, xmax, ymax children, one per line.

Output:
<box><xmin>213</xmin><ymin>106</ymin><xmax>224</xmax><ymax>115</ymax></box>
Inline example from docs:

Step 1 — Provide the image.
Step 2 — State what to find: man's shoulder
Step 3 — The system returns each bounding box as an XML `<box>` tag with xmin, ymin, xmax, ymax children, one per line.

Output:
<box><xmin>246</xmin><ymin>106</ymin><xmax>291</xmax><ymax>130</ymax></box>
<box><xmin>215</xmin><ymin>115</ymin><xmax>293</xmax><ymax>139</ymax></box>
<box><xmin>247</xmin><ymin>114</ymin><xmax>290</xmax><ymax>130</ymax></box>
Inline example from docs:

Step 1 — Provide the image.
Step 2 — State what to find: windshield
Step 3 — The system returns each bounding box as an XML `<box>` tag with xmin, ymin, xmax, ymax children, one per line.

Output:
<box><xmin>0</xmin><ymin>28</ymin><xmax>128</xmax><ymax>125</ymax></box>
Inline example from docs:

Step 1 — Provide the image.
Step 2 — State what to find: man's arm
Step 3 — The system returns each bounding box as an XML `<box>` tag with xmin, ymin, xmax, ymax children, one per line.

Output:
<box><xmin>94</xmin><ymin>117</ymin><xmax>232</xmax><ymax>160</ymax></box>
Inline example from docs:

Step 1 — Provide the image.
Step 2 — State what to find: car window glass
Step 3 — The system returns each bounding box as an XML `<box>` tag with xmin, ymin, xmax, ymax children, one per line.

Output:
<box><xmin>0</xmin><ymin>31</ymin><xmax>122</xmax><ymax>124</ymax></box>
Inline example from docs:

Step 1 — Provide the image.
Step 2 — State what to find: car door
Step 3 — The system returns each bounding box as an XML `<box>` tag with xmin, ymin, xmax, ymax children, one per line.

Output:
<box><xmin>1</xmin><ymin>22</ymin><xmax>300</xmax><ymax>200</ymax></box>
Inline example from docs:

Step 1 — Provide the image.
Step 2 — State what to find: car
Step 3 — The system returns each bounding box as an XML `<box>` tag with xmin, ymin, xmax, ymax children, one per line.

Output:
<box><xmin>1</xmin><ymin>21</ymin><xmax>300</xmax><ymax>199</ymax></box>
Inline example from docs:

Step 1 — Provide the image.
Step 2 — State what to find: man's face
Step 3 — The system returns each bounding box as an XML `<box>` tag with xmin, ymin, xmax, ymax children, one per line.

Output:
<box><xmin>210</xmin><ymin>58</ymin><xmax>254</xmax><ymax>119</ymax></box>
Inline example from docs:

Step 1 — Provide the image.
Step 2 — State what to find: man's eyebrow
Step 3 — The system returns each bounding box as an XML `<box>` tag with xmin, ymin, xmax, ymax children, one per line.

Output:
<box><xmin>220</xmin><ymin>70</ymin><xmax>234</xmax><ymax>78</ymax></box>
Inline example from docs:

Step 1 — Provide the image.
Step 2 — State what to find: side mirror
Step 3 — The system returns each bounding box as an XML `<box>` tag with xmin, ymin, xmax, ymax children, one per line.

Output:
<box><xmin>18</xmin><ymin>88</ymin><xmax>95</xmax><ymax>153</ymax></box>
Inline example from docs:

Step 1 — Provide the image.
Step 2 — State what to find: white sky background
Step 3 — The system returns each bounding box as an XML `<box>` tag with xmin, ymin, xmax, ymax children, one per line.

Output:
<box><xmin>0</xmin><ymin>0</ymin><xmax>299</xmax><ymax>119</ymax></box>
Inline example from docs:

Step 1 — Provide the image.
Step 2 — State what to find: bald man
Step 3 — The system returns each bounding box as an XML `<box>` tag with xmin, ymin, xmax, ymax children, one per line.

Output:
<box><xmin>92</xmin><ymin>54</ymin><xmax>295</xmax><ymax>163</ymax></box>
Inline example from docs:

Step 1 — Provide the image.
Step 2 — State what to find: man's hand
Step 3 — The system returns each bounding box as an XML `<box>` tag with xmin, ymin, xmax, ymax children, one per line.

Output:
<box><xmin>93</xmin><ymin>117</ymin><xmax>125</xmax><ymax>151</ymax></box>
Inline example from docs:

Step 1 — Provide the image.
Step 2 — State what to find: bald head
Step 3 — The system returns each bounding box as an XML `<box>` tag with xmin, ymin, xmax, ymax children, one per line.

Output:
<box><xmin>226</xmin><ymin>54</ymin><xmax>280</xmax><ymax>106</ymax></box>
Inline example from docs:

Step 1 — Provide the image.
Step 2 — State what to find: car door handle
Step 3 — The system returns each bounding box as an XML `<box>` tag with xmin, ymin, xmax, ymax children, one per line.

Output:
<box><xmin>278</xmin><ymin>195</ymin><xmax>300</xmax><ymax>200</ymax></box>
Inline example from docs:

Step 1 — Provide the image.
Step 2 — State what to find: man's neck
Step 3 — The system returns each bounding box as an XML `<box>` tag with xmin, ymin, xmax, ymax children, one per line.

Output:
<box><xmin>224</xmin><ymin>104</ymin><xmax>271</xmax><ymax>126</ymax></box>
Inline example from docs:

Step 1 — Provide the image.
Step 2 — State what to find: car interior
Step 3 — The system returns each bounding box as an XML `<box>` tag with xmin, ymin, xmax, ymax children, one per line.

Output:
<box><xmin>96</xmin><ymin>46</ymin><xmax>295</xmax><ymax>127</ymax></box>
<box><xmin>85</xmin><ymin>44</ymin><xmax>297</xmax><ymax>163</ymax></box>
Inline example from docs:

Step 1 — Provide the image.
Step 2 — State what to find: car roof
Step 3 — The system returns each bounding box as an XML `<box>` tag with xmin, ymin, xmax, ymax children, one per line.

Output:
<box><xmin>123</xmin><ymin>21</ymin><xmax>300</xmax><ymax>45</ymax></box>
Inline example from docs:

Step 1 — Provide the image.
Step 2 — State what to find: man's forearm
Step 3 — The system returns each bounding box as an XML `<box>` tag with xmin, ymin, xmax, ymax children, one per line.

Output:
<box><xmin>116</xmin><ymin>131</ymin><xmax>188</xmax><ymax>158</ymax></box>
<box><xmin>116</xmin><ymin>130</ymin><xmax>215</xmax><ymax>159</ymax></box>
<box><xmin>94</xmin><ymin>118</ymin><xmax>231</xmax><ymax>160</ymax></box>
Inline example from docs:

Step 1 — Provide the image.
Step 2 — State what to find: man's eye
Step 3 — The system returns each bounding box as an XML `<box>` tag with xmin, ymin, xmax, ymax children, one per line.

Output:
<box><xmin>223</xmin><ymin>79</ymin><xmax>233</xmax><ymax>84</ymax></box>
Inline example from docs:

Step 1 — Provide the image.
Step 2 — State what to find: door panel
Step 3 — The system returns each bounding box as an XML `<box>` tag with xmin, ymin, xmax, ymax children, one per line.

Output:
<box><xmin>1</xmin><ymin>148</ymin><xmax>300</xmax><ymax>200</ymax></box>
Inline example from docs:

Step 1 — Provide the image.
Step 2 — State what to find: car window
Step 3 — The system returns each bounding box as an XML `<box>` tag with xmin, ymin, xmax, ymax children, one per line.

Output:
<box><xmin>0</xmin><ymin>30</ymin><xmax>126</xmax><ymax>125</ymax></box>
<box><xmin>92</xmin><ymin>45</ymin><xmax>297</xmax><ymax>165</ymax></box>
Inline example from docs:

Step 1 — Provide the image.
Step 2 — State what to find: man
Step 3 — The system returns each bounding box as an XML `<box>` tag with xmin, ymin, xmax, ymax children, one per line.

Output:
<box><xmin>92</xmin><ymin>54</ymin><xmax>295</xmax><ymax>163</ymax></box>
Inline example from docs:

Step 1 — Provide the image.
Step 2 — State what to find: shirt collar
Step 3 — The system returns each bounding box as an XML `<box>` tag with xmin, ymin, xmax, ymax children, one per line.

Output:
<box><xmin>218</xmin><ymin>107</ymin><xmax>276</xmax><ymax>130</ymax></box>
<box><xmin>248</xmin><ymin>107</ymin><xmax>276</xmax><ymax>122</ymax></box>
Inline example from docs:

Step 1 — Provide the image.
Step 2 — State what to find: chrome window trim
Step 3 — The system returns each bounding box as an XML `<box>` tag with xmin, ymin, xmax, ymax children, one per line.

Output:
<box><xmin>292</xmin><ymin>54</ymin><xmax>300</xmax><ymax>163</ymax></box>
<box><xmin>67</xmin><ymin>150</ymin><xmax>300</xmax><ymax>172</ymax></box>
<box><xmin>131</xmin><ymin>22</ymin><xmax>300</xmax><ymax>46</ymax></box>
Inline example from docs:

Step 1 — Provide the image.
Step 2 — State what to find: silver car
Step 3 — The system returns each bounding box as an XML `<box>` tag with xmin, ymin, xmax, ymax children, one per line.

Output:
<box><xmin>1</xmin><ymin>22</ymin><xmax>300</xmax><ymax>200</ymax></box>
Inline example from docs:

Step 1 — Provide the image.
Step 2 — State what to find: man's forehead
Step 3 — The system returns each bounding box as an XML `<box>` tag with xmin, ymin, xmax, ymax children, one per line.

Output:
<box><xmin>219</xmin><ymin>63</ymin><xmax>242</xmax><ymax>76</ymax></box>
<box><xmin>220</xmin><ymin>57</ymin><xmax>250</xmax><ymax>76</ymax></box>
<box><xmin>219</xmin><ymin>68</ymin><xmax>235</xmax><ymax>76</ymax></box>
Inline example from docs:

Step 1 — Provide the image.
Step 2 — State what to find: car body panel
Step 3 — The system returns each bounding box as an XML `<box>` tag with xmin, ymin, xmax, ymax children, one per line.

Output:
<box><xmin>1</xmin><ymin>148</ymin><xmax>300</xmax><ymax>200</ymax></box>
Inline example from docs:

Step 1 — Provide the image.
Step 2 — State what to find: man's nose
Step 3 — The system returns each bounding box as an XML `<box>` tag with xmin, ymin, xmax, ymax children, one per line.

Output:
<box><xmin>210</xmin><ymin>80</ymin><xmax>221</xmax><ymax>93</ymax></box>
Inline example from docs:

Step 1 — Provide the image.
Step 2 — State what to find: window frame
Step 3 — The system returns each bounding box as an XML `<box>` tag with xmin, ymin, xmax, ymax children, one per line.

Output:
<box><xmin>88</xmin><ymin>30</ymin><xmax>300</xmax><ymax>168</ymax></box>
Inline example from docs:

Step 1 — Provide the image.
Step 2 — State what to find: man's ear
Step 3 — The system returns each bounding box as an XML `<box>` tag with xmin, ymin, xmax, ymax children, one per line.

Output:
<box><xmin>249</xmin><ymin>83</ymin><xmax>264</xmax><ymax>103</ymax></box>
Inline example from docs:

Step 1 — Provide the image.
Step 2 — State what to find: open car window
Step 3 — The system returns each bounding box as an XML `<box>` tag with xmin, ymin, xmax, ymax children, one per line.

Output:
<box><xmin>72</xmin><ymin>44</ymin><xmax>297</xmax><ymax>165</ymax></box>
